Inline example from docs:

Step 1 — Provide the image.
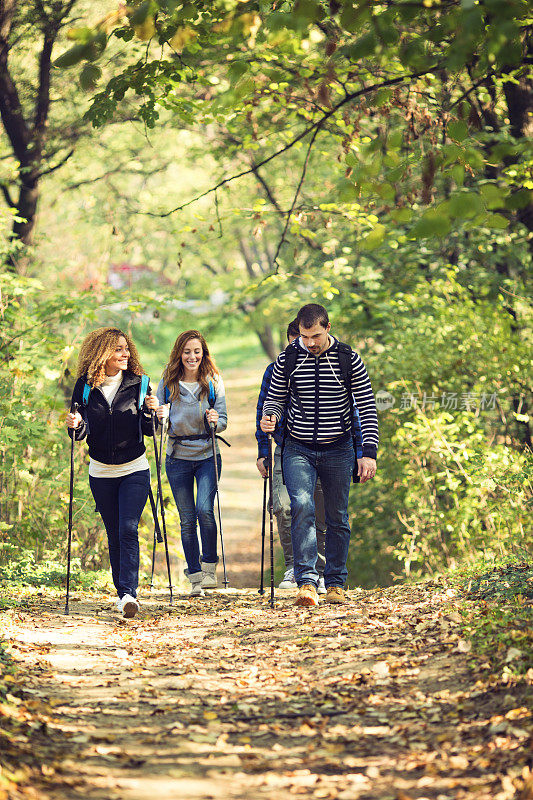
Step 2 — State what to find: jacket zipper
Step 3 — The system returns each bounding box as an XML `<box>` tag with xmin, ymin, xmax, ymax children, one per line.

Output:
<box><xmin>313</xmin><ymin>357</ymin><xmax>319</xmax><ymax>446</ymax></box>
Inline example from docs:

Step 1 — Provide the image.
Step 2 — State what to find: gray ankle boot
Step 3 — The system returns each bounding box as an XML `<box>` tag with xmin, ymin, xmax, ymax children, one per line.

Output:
<box><xmin>185</xmin><ymin>569</ymin><xmax>204</xmax><ymax>597</ymax></box>
<box><xmin>201</xmin><ymin>561</ymin><xmax>217</xmax><ymax>589</ymax></box>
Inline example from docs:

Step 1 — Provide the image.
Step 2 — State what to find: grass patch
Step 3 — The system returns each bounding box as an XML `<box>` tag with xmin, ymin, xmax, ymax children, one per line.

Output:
<box><xmin>448</xmin><ymin>556</ymin><xmax>533</xmax><ymax>677</ymax></box>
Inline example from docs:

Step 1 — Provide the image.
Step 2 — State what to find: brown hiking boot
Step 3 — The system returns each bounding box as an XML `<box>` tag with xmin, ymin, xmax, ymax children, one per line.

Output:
<box><xmin>294</xmin><ymin>584</ymin><xmax>319</xmax><ymax>607</ymax></box>
<box><xmin>325</xmin><ymin>586</ymin><xmax>348</xmax><ymax>604</ymax></box>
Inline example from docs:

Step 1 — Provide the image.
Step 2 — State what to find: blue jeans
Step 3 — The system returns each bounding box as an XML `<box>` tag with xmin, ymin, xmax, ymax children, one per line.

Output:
<box><xmin>165</xmin><ymin>455</ymin><xmax>221</xmax><ymax>574</ymax></box>
<box><xmin>282</xmin><ymin>438</ymin><xmax>355</xmax><ymax>588</ymax></box>
<box><xmin>89</xmin><ymin>469</ymin><xmax>150</xmax><ymax>599</ymax></box>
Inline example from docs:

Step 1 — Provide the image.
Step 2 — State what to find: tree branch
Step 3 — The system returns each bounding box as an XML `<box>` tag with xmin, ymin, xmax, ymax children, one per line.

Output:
<box><xmin>0</xmin><ymin>182</ymin><xmax>14</xmax><ymax>208</ymax></box>
<box><xmin>271</xmin><ymin>124</ymin><xmax>320</xmax><ymax>268</ymax></box>
<box><xmin>144</xmin><ymin>67</ymin><xmax>438</xmax><ymax>219</ymax></box>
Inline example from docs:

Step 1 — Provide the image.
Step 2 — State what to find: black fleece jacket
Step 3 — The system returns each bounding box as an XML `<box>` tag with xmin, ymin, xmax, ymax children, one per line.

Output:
<box><xmin>68</xmin><ymin>371</ymin><xmax>155</xmax><ymax>465</ymax></box>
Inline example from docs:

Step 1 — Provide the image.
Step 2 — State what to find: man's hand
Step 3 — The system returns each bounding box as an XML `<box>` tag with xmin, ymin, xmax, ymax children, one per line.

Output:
<box><xmin>260</xmin><ymin>414</ymin><xmax>276</xmax><ymax>433</ymax></box>
<box><xmin>256</xmin><ymin>457</ymin><xmax>267</xmax><ymax>478</ymax></box>
<box><xmin>357</xmin><ymin>457</ymin><xmax>377</xmax><ymax>483</ymax></box>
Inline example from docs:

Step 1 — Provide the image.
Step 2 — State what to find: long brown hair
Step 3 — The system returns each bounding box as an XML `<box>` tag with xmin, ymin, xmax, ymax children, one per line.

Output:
<box><xmin>162</xmin><ymin>330</ymin><xmax>219</xmax><ymax>402</ymax></box>
<box><xmin>76</xmin><ymin>327</ymin><xmax>144</xmax><ymax>387</ymax></box>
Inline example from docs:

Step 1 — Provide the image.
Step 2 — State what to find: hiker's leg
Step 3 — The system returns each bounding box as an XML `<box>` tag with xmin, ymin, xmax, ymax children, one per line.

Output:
<box><xmin>195</xmin><ymin>454</ymin><xmax>221</xmax><ymax>565</ymax></box>
<box><xmin>89</xmin><ymin>475</ymin><xmax>121</xmax><ymax>595</ymax></box>
<box><xmin>314</xmin><ymin>478</ymin><xmax>326</xmax><ymax>577</ymax></box>
<box><xmin>116</xmin><ymin>469</ymin><xmax>150</xmax><ymax>599</ymax></box>
<box><xmin>316</xmin><ymin>441</ymin><xmax>354</xmax><ymax>588</ymax></box>
<box><xmin>165</xmin><ymin>456</ymin><xmax>201</xmax><ymax>574</ymax></box>
<box><xmin>283</xmin><ymin>439</ymin><xmax>319</xmax><ymax>588</ymax></box>
<box><xmin>273</xmin><ymin>446</ymin><xmax>293</xmax><ymax>569</ymax></box>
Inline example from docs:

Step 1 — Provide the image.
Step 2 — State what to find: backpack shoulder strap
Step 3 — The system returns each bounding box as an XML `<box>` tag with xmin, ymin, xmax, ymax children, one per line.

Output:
<box><xmin>82</xmin><ymin>382</ymin><xmax>91</xmax><ymax>406</ymax></box>
<box><xmin>336</xmin><ymin>341</ymin><xmax>353</xmax><ymax>391</ymax></box>
<box><xmin>283</xmin><ymin>340</ymin><xmax>299</xmax><ymax>383</ymax></box>
<box><xmin>138</xmin><ymin>374</ymin><xmax>150</xmax><ymax>410</ymax></box>
<box><xmin>164</xmin><ymin>384</ymin><xmax>171</xmax><ymax>405</ymax></box>
<box><xmin>208</xmin><ymin>379</ymin><xmax>216</xmax><ymax>409</ymax></box>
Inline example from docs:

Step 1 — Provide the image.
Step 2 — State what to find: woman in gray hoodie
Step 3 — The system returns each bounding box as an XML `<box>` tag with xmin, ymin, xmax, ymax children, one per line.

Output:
<box><xmin>156</xmin><ymin>330</ymin><xmax>227</xmax><ymax>596</ymax></box>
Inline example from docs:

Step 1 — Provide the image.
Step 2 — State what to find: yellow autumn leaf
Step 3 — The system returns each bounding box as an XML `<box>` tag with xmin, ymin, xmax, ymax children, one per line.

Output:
<box><xmin>170</xmin><ymin>26</ymin><xmax>197</xmax><ymax>51</ymax></box>
<box><xmin>134</xmin><ymin>16</ymin><xmax>155</xmax><ymax>41</ymax></box>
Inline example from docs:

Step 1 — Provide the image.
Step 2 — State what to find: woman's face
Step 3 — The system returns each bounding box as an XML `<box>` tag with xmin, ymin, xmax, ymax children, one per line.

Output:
<box><xmin>181</xmin><ymin>338</ymin><xmax>203</xmax><ymax>374</ymax></box>
<box><xmin>105</xmin><ymin>335</ymin><xmax>130</xmax><ymax>375</ymax></box>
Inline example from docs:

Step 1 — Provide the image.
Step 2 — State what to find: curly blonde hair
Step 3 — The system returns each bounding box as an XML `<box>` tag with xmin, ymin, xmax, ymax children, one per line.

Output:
<box><xmin>76</xmin><ymin>327</ymin><xmax>144</xmax><ymax>387</ymax></box>
<box><xmin>162</xmin><ymin>330</ymin><xmax>219</xmax><ymax>402</ymax></box>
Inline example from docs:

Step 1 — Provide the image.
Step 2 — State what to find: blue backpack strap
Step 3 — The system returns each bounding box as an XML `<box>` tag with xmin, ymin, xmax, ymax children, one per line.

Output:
<box><xmin>82</xmin><ymin>382</ymin><xmax>91</xmax><ymax>406</ymax></box>
<box><xmin>208</xmin><ymin>379</ymin><xmax>216</xmax><ymax>409</ymax></box>
<box><xmin>164</xmin><ymin>384</ymin><xmax>171</xmax><ymax>405</ymax></box>
<box><xmin>138</xmin><ymin>374</ymin><xmax>150</xmax><ymax>410</ymax></box>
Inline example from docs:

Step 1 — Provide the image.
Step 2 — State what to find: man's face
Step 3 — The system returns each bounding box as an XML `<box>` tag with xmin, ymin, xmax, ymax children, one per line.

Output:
<box><xmin>299</xmin><ymin>321</ymin><xmax>331</xmax><ymax>355</ymax></box>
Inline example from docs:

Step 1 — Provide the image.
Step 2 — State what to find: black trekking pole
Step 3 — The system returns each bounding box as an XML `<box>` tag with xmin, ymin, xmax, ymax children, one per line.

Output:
<box><xmin>149</xmin><ymin>417</ymin><xmax>165</xmax><ymax>591</ymax></box>
<box><xmin>65</xmin><ymin>402</ymin><xmax>78</xmax><ymax>616</ymax></box>
<box><xmin>267</xmin><ymin>434</ymin><xmax>275</xmax><ymax>609</ymax></box>
<box><xmin>207</xmin><ymin>402</ymin><xmax>228</xmax><ymax>588</ymax></box>
<box><xmin>148</xmin><ymin>392</ymin><xmax>173</xmax><ymax>604</ymax></box>
<box><xmin>258</xmin><ymin>474</ymin><xmax>267</xmax><ymax>595</ymax></box>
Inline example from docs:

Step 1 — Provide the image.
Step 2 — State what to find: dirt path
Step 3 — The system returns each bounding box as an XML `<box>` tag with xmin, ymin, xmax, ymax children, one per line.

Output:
<box><xmin>2</xmin><ymin>586</ymin><xmax>531</xmax><ymax>800</ymax></box>
<box><xmin>218</xmin><ymin>366</ymin><xmax>266</xmax><ymax>590</ymax></box>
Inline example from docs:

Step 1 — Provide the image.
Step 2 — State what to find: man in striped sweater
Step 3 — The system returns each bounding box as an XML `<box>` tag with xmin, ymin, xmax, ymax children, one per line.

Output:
<box><xmin>261</xmin><ymin>303</ymin><xmax>378</xmax><ymax>607</ymax></box>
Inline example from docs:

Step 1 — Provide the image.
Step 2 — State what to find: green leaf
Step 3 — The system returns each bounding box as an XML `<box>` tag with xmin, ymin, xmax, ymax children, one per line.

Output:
<box><xmin>448</xmin><ymin>191</ymin><xmax>484</xmax><ymax>219</ymax></box>
<box><xmin>505</xmin><ymin>189</ymin><xmax>533</xmax><ymax>211</ymax></box>
<box><xmin>79</xmin><ymin>64</ymin><xmax>102</xmax><ymax>91</ymax></box>
<box><xmin>480</xmin><ymin>183</ymin><xmax>507</xmax><ymax>210</ymax></box>
<box><xmin>54</xmin><ymin>43</ymin><xmax>91</xmax><ymax>69</ymax></box>
<box><xmin>482</xmin><ymin>213</ymin><xmax>509</xmax><ymax>230</ymax></box>
<box><xmin>339</xmin><ymin>4</ymin><xmax>368</xmax><ymax>32</ymax></box>
<box><xmin>130</xmin><ymin>1</ymin><xmax>152</xmax><ymax>26</ymax></box>
<box><xmin>411</xmin><ymin>208</ymin><xmax>451</xmax><ymax>238</ymax></box>
<box><xmin>337</xmin><ymin>179</ymin><xmax>358</xmax><ymax>202</ymax></box>
<box><xmin>345</xmin><ymin>32</ymin><xmax>378</xmax><ymax>61</ymax></box>
<box><xmin>360</xmin><ymin>224</ymin><xmax>386</xmax><ymax>250</ymax></box>
<box><xmin>447</xmin><ymin>120</ymin><xmax>468</xmax><ymax>142</ymax></box>
<box><xmin>390</xmin><ymin>207</ymin><xmax>413</xmax><ymax>224</ymax></box>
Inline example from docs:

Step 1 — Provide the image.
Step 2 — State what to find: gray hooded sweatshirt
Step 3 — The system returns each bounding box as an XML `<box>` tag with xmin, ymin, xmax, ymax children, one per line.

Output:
<box><xmin>156</xmin><ymin>376</ymin><xmax>228</xmax><ymax>461</ymax></box>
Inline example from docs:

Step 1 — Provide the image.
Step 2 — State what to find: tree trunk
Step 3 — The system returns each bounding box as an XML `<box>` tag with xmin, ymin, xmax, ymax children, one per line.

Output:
<box><xmin>255</xmin><ymin>325</ymin><xmax>277</xmax><ymax>361</ymax></box>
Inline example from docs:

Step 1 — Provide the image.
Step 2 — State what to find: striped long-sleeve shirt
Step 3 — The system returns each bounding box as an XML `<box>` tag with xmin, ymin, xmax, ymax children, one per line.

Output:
<box><xmin>262</xmin><ymin>335</ymin><xmax>379</xmax><ymax>460</ymax></box>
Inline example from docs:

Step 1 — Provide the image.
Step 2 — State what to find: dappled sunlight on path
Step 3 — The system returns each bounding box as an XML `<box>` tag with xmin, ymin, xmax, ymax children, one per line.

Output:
<box><xmin>1</xmin><ymin>586</ymin><xmax>531</xmax><ymax>799</ymax></box>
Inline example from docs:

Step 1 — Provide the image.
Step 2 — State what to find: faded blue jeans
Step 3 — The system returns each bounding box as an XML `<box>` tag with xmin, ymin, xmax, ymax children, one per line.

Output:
<box><xmin>165</xmin><ymin>454</ymin><xmax>221</xmax><ymax>574</ymax></box>
<box><xmin>282</xmin><ymin>437</ymin><xmax>355</xmax><ymax>588</ymax></box>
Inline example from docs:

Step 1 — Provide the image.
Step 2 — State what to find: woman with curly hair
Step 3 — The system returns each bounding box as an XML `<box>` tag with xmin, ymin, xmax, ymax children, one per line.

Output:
<box><xmin>66</xmin><ymin>327</ymin><xmax>158</xmax><ymax>618</ymax></box>
<box><xmin>155</xmin><ymin>330</ymin><xmax>227</xmax><ymax>597</ymax></box>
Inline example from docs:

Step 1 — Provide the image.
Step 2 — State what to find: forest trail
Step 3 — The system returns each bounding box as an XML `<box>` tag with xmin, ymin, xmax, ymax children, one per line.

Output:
<box><xmin>2</xmin><ymin>585</ymin><xmax>531</xmax><ymax>800</ymax></box>
<box><xmin>216</xmin><ymin>364</ymin><xmax>266</xmax><ymax>590</ymax></box>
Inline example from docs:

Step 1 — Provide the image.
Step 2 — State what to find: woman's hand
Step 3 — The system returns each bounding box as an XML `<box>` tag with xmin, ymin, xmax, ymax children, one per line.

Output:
<box><xmin>145</xmin><ymin>394</ymin><xmax>159</xmax><ymax>412</ymax></box>
<box><xmin>66</xmin><ymin>411</ymin><xmax>82</xmax><ymax>429</ymax></box>
<box><xmin>156</xmin><ymin>403</ymin><xmax>170</xmax><ymax>421</ymax></box>
<box><xmin>205</xmin><ymin>408</ymin><xmax>219</xmax><ymax>427</ymax></box>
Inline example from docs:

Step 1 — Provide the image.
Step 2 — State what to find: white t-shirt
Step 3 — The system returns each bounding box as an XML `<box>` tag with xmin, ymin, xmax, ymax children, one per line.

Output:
<box><xmin>88</xmin><ymin>371</ymin><xmax>150</xmax><ymax>478</ymax></box>
<box><xmin>179</xmin><ymin>380</ymin><xmax>199</xmax><ymax>394</ymax></box>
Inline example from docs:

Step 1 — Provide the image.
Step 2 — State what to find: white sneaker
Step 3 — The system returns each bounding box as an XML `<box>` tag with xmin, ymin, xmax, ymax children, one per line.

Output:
<box><xmin>118</xmin><ymin>594</ymin><xmax>139</xmax><ymax>618</ymax></box>
<box><xmin>185</xmin><ymin>569</ymin><xmax>205</xmax><ymax>597</ymax></box>
<box><xmin>201</xmin><ymin>562</ymin><xmax>217</xmax><ymax>589</ymax></box>
<box><xmin>279</xmin><ymin>568</ymin><xmax>297</xmax><ymax>589</ymax></box>
<box><xmin>317</xmin><ymin>576</ymin><xmax>326</xmax><ymax>595</ymax></box>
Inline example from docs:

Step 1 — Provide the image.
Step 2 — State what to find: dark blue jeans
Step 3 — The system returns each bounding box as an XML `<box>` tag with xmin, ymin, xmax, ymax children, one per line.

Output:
<box><xmin>282</xmin><ymin>438</ymin><xmax>355</xmax><ymax>589</ymax></box>
<box><xmin>165</xmin><ymin>455</ymin><xmax>221</xmax><ymax>574</ymax></box>
<box><xmin>89</xmin><ymin>469</ymin><xmax>150</xmax><ymax>599</ymax></box>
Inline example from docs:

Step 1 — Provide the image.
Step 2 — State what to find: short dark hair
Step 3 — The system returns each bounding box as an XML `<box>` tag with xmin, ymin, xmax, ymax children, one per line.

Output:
<box><xmin>296</xmin><ymin>303</ymin><xmax>329</xmax><ymax>330</ymax></box>
<box><xmin>287</xmin><ymin>319</ymin><xmax>300</xmax><ymax>340</ymax></box>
